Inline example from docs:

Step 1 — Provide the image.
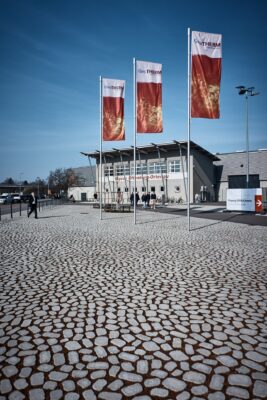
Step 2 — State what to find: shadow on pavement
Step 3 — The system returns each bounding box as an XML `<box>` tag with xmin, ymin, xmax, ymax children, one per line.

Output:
<box><xmin>37</xmin><ymin>215</ymin><xmax>69</xmax><ymax>219</ymax></box>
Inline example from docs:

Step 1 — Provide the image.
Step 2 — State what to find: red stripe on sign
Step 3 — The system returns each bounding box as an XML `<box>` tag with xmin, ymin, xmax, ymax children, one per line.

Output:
<box><xmin>255</xmin><ymin>195</ymin><xmax>263</xmax><ymax>213</ymax></box>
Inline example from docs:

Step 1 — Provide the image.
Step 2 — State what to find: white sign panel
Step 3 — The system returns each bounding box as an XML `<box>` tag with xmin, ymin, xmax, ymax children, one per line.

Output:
<box><xmin>227</xmin><ymin>188</ymin><xmax>262</xmax><ymax>212</ymax></box>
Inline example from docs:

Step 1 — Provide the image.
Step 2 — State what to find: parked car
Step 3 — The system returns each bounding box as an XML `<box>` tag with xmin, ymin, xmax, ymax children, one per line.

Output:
<box><xmin>0</xmin><ymin>195</ymin><xmax>13</xmax><ymax>204</ymax></box>
<box><xmin>20</xmin><ymin>194</ymin><xmax>32</xmax><ymax>203</ymax></box>
<box><xmin>11</xmin><ymin>193</ymin><xmax>21</xmax><ymax>203</ymax></box>
<box><xmin>0</xmin><ymin>195</ymin><xmax>8</xmax><ymax>204</ymax></box>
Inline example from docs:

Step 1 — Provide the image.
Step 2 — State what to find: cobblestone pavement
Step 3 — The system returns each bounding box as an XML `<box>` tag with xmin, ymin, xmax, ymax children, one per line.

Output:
<box><xmin>0</xmin><ymin>205</ymin><xmax>267</xmax><ymax>400</ymax></box>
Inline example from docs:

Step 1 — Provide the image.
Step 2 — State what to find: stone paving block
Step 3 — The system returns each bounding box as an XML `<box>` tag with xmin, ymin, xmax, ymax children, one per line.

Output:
<box><xmin>0</xmin><ymin>205</ymin><xmax>267</xmax><ymax>399</ymax></box>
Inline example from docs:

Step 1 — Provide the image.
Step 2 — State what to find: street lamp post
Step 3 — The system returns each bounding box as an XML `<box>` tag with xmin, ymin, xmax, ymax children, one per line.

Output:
<box><xmin>236</xmin><ymin>86</ymin><xmax>260</xmax><ymax>188</ymax></box>
<box><xmin>37</xmin><ymin>177</ymin><xmax>40</xmax><ymax>198</ymax></box>
<box><xmin>19</xmin><ymin>172</ymin><xmax>23</xmax><ymax>195</ymax></box>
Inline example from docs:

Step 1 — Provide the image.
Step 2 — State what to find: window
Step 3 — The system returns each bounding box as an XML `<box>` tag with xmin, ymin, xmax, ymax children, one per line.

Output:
<box><xmin>169</xmin><ymin>160</ymin><xmax>180</xmax><ymax>173</ymax></box>
<box><xmin>151</xmin><ymin>186</ymin><xmax>155</xmax><ymax>192</ymax></box>
<box><xmin>228</xmin><ymin>174</ymin><xmax>260</xmax><ymax>189</ymax></box>
<box><xmin>142</xmin><ymin>186</ymin><xmax>146</xmax><ymax>192</ymax></box>
<box><xmin>116</xmin><ymin>165</ymin><xmax>124</xmax><ymax>176</ymax></box>
<box><xmin>130</xmin><ymin>164</ymin><xmax>147</xmax><ymax>175</ymax></box>
<box><xmin>160</xmin><ymin>186</ymin><xmax>164</xmax><ymax>192</ymax></box>
<box><xmin>116</xmin><ymin>164</ymin><xmax>129</xmax><ymax>176</ymax></box>
<box><xmin>125</xmin><ymin>187</ymin><xmax>129</xmax><ymax>192</ymax></box>
<box><xmin>104</xmin><ymin>166</ymin><xmax>113</xmax><ymax>176</ymax></box>
<box><xmin>148</xmin><ymin>162</ymin><xmax>167</xmax><ymax>174</ymax></box>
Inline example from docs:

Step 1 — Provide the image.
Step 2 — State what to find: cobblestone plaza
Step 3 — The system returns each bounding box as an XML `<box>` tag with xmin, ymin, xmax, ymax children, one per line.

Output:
<box><xmin>0</xmin><ymin>205</ymin><xmax>267</xmax><ymax>400</ymax></box>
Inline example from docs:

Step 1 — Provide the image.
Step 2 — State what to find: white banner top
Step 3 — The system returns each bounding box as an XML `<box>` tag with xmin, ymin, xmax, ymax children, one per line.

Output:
<box><xmin>136</xmin><ymin>60</ymin><xmax>162</xmax><ymax>84</ymax></box>
<box><xmin>192</xmin><ymin>31</ymin><xmax>222</xmax><ymax>58</ymax></box>
<box><xmin>102</xmin><ymin>79</ymin><xmax>125</xmax><ymax>98</ymax></box>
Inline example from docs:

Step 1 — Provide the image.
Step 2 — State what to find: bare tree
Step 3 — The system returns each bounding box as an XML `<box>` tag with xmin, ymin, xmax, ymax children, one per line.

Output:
<box><xmin>47</xmin><ymin>168</ymin><xmax>85</xmax><ymax>194</ymax></box>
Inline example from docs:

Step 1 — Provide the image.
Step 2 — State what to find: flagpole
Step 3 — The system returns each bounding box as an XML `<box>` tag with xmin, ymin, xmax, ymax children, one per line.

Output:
<box><xmin>187</xmin><ymin>28</ymin><xmax>191</xmax><ymax>232</ymax></box>
<box><xmin>133</xmin><ymin>58</ymin><xmax>137</xmax><ymax>225</ymax></box>
<box><xmin>100</xmin><ymin>76</ymin><xmax>103</xmax><ymax>220</ymax></box>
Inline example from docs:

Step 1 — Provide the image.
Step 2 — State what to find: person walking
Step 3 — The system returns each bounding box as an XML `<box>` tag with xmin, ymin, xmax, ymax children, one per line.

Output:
<box><xmin>150</xmin><ymin>192</ymin><xmax>157</xmax><ymax>210</ymax></box>
<box><xmin>141</xmin><ymin>193</ymin><xmax>147</xmax><ymax>208</ymax></box>
<box><xmin>28</xmin><ymin>192</ymin><xmax>38</xmax><ymax>219</ymax></box>
<box><xmin>146</xmin><ymin>192</ymin><xmax>151</xmax><ymax>208</ymax></box>
<box><xmin>130</xmin><ymin>192</ymin><xmax>134</xmax><ymax>206</ymax></box>
<box><xmin>135</xmin><ymin>192</ymin><xmax>140</xmax><ymax>206</ymax></box>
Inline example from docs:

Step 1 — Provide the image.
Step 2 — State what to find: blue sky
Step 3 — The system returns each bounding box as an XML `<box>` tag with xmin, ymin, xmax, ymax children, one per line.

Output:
<box><xmin>0</xmin><ymin>0</ymin><xmax>266</xmax><ymax>182</ymax></box>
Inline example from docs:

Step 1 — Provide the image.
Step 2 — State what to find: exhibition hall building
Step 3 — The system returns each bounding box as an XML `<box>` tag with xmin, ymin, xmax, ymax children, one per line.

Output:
<box><xmin>77</xmin><ymin>141</ymin><xmax>267</xmax><ymax>204</ymax></box>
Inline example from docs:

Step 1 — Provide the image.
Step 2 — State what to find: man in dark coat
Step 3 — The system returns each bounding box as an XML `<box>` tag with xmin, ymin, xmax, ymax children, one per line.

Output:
<box><xmin>141</xmin><ymin>193</ymin><xmax>147</xmax><ymax>208</ymax></box>
<box><xmin>130</xmin><ymin>192</ymin><xmax>134</xmax><ymax>206</ymax></box>
<box><xmin>146</xmin><ymin>192</ymin><xmax>151</xmax><ymax>208</ymax></box>
<box><xmin>28</xmin><ymin>192</ymin><xmax>38</xmax><ymax>219</ymax></box>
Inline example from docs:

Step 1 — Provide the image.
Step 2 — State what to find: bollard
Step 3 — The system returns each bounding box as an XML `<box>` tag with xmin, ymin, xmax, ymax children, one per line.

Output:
<box><xmin>0</xmin><ymin>206</ymin><xmax>1</xmax><ymax>221</ymax></box>
<box><xmin>19</xmin><ymin>201</ymin><xmax>21</xmax><ymax>216</ymax></box>
<box><xmin>10</xmin><ymin>202</ymin><xmax>13</xmax><ymax>219</ymax></box>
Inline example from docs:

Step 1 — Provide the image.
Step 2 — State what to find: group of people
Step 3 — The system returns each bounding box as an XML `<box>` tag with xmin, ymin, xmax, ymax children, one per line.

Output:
<box><xmin>130</xmin><ymin>191</ymin><xmax>157</xmax><ymax>210</ymax></box>
<box><xmin>130</xmin><ymin>192</ymin><xmax>139</xmax><ymax>206</ymax></box>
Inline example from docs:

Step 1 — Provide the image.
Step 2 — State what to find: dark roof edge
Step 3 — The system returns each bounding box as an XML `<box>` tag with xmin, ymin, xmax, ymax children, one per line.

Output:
<box><xmin>81</xmin><ymin>140</ymin><xmax>220</xmax><ymax>161</ymax></box>
<box><xmin>215</xmin><ymin>148</ymin><xmax>267</xmax><ymax>156</ymax></box>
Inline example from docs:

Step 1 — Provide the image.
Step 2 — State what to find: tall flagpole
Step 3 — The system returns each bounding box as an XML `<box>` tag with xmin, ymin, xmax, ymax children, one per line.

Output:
<box><xmin>100</xmin><ymin>76</ymin><xmax>103</xmax><ymax>220</ymax></box>
<box><xmin>133</xmin><ymin>58</ymin><xmax>137</xmax><ymax>225</ymax></box>
<box><xmin>187</xmin><ymin>28</ymin><xmax>191</xmax><ymax>232</ymax></box>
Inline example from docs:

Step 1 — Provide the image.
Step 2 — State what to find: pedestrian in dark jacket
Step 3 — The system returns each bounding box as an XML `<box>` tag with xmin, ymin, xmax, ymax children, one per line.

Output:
<box><xmin>28</xmin><ymin>192</ymin><xmax>38</xmax><ymax>219</ymax></box>
<box><xmin>146</xmin><ymin>192</ymin><xmax>151</xmax><ymax>208</ymax></box>
<box><xmin>130</xmin><ymin>192</ymin><xmax>134</xmax><ymax>206</ymax></box>
<box><xmin>141</xmin><ymin>193</ymin><xmax>147</xmax><ymax>208</ymax></box>
<box><xmin>150</xmin><ymin>192</ymin><xmax>156</xmax><ymax>210</ymax></box>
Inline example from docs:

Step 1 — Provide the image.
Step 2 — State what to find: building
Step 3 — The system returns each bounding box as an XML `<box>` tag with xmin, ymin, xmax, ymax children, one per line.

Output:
<box><xmin>67</xmin><ymin>166</ymin><xmax>96</xmax><ymax>201</ymax></box>
<box><xmin>0</xmin><ymin>184</ymin><xmax>26</xmax><ymax>195</ymax></box>
<box><xmin>214</xmin><ymin>149</ymin><xmax>267</xmax><ymax>201</ymax></box>
<box><xmin>82</xmin><ymin>141</ymin><xmax>220</xmax><ymax>204</ymax></box>
<box><xmin>80</xmin><ymin>142</ymin><xmax>267</xmax><ymax>204</ymax></box>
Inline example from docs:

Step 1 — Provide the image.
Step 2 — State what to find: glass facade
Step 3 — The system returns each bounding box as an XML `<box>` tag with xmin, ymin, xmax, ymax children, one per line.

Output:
<box><xmin>104</xmin><ymin>166</ymin><xmax>114</xmax><ymax>176</ymax></box>
<box><xmin>116</xmin><ymin>165</ymin><xmax>130</xmax><ymax>176</ymax></box>
<box><xmin>130</xmin><ymin>164</ymin><xmax>148</xmax><ymax>175</ymax></box>
<box><xmin>169</xmin><ymin>160</ymin><xmax>180</xmax><ymax>173</ymax></box>
<box><xmin>148</xmin><ymin>162</ymin><xmax>167</xmax><ymax>174</ymax></box>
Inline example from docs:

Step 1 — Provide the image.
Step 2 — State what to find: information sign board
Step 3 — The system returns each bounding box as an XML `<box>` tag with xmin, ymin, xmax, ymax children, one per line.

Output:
<box><xmin>227</xmin><ymin>188</ymin><xmax>262</xmax><ymax>212</ymax></box>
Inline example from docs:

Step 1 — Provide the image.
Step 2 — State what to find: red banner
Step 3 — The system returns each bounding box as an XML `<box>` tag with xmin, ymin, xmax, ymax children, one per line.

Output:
<box><xmin>102</xmin><ymin>79</ymin><xmax>125</xmax><ymax>141</ymax></box>
<box><xmin>136</xmin><ymin>61</ymin><xmax>163</xmax><ymax>133</ymax></box>
<box><xmin>191</xmin><ymin>31</ymin><xmax>222</xmax><ymax>119</ymax></box>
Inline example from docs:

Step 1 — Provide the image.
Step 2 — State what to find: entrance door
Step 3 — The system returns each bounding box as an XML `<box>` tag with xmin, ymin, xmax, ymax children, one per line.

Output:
<box><xmin>81</xmin><ymin>193</ymin><xmax>87</xmax><ymax>201</ymax></box>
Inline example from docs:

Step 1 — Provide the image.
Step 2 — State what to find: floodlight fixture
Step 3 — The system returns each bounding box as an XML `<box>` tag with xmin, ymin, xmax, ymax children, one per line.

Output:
<box><xmin>235</xmin><ymin>85</ymin><xmax>260</xmax><ymax>188</ymax></box>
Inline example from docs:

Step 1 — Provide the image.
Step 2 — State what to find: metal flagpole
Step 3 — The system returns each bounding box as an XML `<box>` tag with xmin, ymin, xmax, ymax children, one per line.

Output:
<box><xmin>178</xmin><ymin>143</ymin><xmax>188</xmax><ymax>204</ymax></box>
<box><xmin>245</xmin><ymin>93</ymin><xmax>249</xmax><ymax>188</ymax></box>
<box><xmin>100</xmin><ymin>76</ymin><xmax>103</xmax><ymax>220</ymax></box>
<box><xmin>187</xmin><ymin>28</ymin><xmax>191</xmax><ymax>231</ymax></box>
<box><xmin>133</xmin><ymin>58</ymin><xmax>137</xmax><ymax>224</ymax></box>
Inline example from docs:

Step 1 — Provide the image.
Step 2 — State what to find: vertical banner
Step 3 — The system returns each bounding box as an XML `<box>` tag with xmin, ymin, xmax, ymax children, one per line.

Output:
<box><xmin>102</xmin><ymin>79</ymin><xmax>125</xmax><ymax>141</ymax></box>
<box><xmin>136</xmin><ymin>60</ymin><xmax>163</xmax><ymax>133</ymax></box>
<box><xmin>191</xmin><ymin>31</ymin><xmax>222</xmax><ymax>119</ymax></box>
